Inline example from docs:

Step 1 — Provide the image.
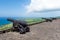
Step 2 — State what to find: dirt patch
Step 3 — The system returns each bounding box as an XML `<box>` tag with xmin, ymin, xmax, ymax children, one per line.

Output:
<box><xmin>0</xmin><ymin>19</ymin><xmax>60</xmax><ymax>40</ymax></box>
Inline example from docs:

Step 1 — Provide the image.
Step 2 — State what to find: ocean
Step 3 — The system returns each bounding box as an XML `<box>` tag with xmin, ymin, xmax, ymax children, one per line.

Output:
<box><xmin>0</xmin><ymin>17</ymin><xmax>11</xmax><ymax>26</ymax></box>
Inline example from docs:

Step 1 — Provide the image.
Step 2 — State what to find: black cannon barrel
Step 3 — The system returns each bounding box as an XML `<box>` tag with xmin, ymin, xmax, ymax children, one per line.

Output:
<box><xmin>7</xmin><ymin>18</ymin><xmax>16</xmax><ymax>22</ymax></box>
<box><xmin>42</xmin><ymin>18</ymin><xmax>52</xmax><ymax>20</ymax></box>
<box><xmin>7</xmin><ymin>18</ymin><xmax>28</xmax><ymax>27</ymax></box>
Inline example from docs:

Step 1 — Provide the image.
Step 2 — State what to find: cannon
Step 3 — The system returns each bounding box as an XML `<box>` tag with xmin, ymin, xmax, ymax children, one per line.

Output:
<box><xmin>7</xmin><ymin>18</ymin><xmax>30</xmax><ymax>34</ymax></box>
<box><xmin>51</xmin><ymin>18</ymin><xmax>57</xmax><ymax>20</ymax></box>
<box><xmin>42</xmin><ymin>18</ymin><xmax>52</xmax><ymax>22</ymax></box>
<box><xmin>42</xmin><ymin>17</ymin><xmax>57</xmax><ymax>22</ymax></box>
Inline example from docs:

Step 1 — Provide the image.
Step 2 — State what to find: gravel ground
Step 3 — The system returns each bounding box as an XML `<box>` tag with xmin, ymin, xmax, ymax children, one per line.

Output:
<box><xmin>0</xmin><ymin>19</ymin><xmax>60</xmax><ymax>40</ymax></box>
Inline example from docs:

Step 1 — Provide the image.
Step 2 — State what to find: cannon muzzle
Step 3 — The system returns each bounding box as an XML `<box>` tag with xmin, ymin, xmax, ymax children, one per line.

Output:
<box><xmin>7</xmin><ymin>18</ymin><xmax>16</xmax><ymax>22</ymax></box>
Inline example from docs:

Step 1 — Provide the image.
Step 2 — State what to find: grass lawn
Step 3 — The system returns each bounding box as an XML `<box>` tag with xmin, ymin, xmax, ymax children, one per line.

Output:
<box><xmin>25</xmin><ymin>18</ymin><xmax>45</xmax><ymax>24</ymax></box>
<box><xmin>0</xmin><ymin>23</ymin><xmax>12</xmax><ymax>31</ymax></box>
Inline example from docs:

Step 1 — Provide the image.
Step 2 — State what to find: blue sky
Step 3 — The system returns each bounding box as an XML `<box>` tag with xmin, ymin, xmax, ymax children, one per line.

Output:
<box><xmin>0</xmin><ymin>0</ymin><xmax>30</xmax><ymax>17</ymax></box>
<box><xmin>0</xmin><ymin>0</ymin><xmax>60</xmax><ymax>17</ymax></box>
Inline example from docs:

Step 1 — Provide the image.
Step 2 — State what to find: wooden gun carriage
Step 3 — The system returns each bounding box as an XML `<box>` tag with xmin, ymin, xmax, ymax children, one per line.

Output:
<box><xmin>7</xmin><ymin>18</ymin><xmax>30</xmax><ymax>34</ymax></box>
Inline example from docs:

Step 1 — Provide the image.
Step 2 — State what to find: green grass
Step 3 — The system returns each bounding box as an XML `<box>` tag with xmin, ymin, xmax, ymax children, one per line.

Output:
<box><xmin>25</xmin><ymin>18</ymin><xmax>45</xmax><ymax>24</ymax></box>
<box><xmin>0</xmin><ymin>23</ymin><xmax>12</xmax><ymax>31</ymax></box>
<box><xmin>0</xmin><ymin>18</ymin><xmax>45</xmax><ymax>31</ymax></box>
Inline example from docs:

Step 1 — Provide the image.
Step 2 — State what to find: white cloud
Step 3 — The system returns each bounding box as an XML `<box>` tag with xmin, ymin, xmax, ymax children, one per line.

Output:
<box><xmin>26</xmin><ymin>0</ymin><xmax>60</xmax><ymax>13</ymax></box>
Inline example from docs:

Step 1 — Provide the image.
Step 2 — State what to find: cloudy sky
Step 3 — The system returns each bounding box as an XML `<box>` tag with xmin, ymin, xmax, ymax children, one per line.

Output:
<box><xmin>0</xmin><ymin>0</ymin><xmax>60</xmax><ymax>17</ymax></box>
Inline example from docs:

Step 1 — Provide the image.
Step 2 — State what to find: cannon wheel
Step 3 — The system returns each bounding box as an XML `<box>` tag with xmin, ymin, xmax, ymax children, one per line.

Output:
<box><xmin>17</xmin><ymin>24</ymin><xmax>26</xmax><ymax>34</ymax></box>
<box><xmin>49</xmin><ymin>20</ymin><xmax>52</xmax><ymax>22</ymax></box>
<box><xmin>25</xmin><ymin>27</ymin><xmax>30</xmax><ymax>32</ymax></box>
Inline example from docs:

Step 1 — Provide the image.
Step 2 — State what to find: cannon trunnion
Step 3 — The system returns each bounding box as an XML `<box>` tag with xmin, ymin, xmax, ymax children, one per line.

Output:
<box><xmin>7</xmin><ymin>18</ymin><xmax>30</xmax><ymax>34</ymax></box>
